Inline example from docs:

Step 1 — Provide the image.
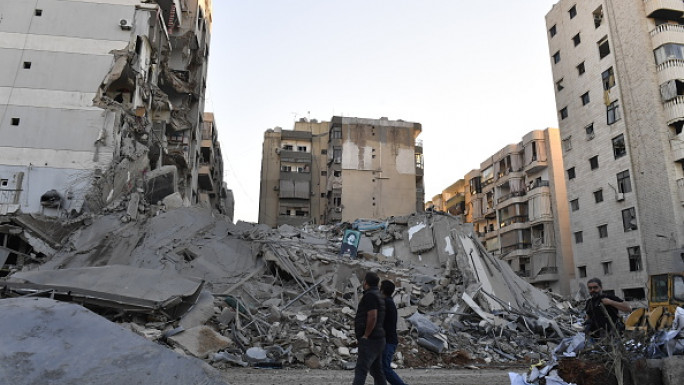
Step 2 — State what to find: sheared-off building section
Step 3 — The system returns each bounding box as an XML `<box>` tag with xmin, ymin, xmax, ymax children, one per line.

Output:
<box><xmin>0</xmin><ymin>0</ymin><xmax>231</xmax><ymax>218</ymax></box>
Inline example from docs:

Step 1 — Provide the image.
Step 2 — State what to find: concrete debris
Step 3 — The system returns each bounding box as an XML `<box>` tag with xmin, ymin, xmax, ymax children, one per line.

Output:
<box><xmin>0</xmin><ymin>298</ymin><xmax>228</xmax><ymax>385</ymax></box>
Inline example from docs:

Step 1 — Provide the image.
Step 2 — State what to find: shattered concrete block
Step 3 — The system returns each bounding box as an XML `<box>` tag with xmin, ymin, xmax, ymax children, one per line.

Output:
<box><xmin>144</xmin><ymin>166</ymin><xmax>178</xmax><ymax>204</ymax></box>
<box><xmin>167</xmin><ymin>325</ymin><xmax>233</xmax><ymax>359</ymax></box>
<box><xmin>262</xmin><ymin>298</ymin><xmax>281</xmax><ymax>308</ymax></box>
<box><xmin>296</xmin><ymin>313</ymin><xmax>308</xmax><ymax>322</ymax></box>
<box><xmin>419</xmin><ymin>291</ymin><xmax>435</xmax><ymax>307</ymax></box>
<box><xmin>313</xmin><ymin>299</ymin><xmax>333</xmax><ymax>309</ymax></box>
<box><xmin>398</xmin><ymin>306</ymin><xmax>417</xmax><ymax>318</ymax></box>
<box><xmin>179</xmin><ymin>291</ymin><xmax>215</xmax><ymax>329</ymax></box>
<box><xmin>305</xmin><ymin>355</ymin><xmax>321</xmax><ymax>369</ymax></box>
<box><xmin>163</xmin><ymin>192</ymin><xmax>184</xmax><ymax>209</ymax></box>
<box><xmin>218</xmin><ymin>308</ymin><xmax>236</xmax><ymax>325</ymax></box>
<box><xmin>338</xmin><ymin>347</ymin><xmax>350</xmax><ymax>357</ymax></box>
<box><xmin>342</xmin><ymin>307</ymin><xmax>354</xmax><ymax>316</ymax></box>
<box><xmin>662</xmin><ymin>355</ymin><xmax>684</xmax><ymax>385</ymax></box>
<box><xmin>127</xmin><ymin>192</ymin><xmax>140</xmax><ymax>220</ymax></box>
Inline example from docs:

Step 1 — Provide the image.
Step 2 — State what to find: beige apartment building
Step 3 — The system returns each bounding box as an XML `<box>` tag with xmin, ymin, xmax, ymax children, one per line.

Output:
<box><xmin>546</xmin><ymin>0</ymin><xmax>684</xmax><ymax>298</ymax></box>
<box><xmin>259</xmin><ymin>116</ymin><xmax>424</xmax><ymax>227</ymax></box>
<box><xmin>434</xmin><ymin>129</ymin><xmax>573</xmax><ymax>294</ymax></box>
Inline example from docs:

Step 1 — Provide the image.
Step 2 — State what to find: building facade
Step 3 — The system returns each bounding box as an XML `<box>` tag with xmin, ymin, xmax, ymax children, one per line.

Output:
<box><xmin>546</xmin><ymin>0</ymin><xmax>684</xmax><ymax>298</ymax></box>
<box><xmin>0</xmin><ymin>0</ymin><xmax>228</xmax><ymax>217</ymax></box>
<box><xmin>259</xmin><ymin>116</ymin><xmax>424</xmax><ymax>227</ymax></box>
<box><xmin>439</xmin><ymin>128</ymin><xmax>574</xmax><ymax>294</ymax></box>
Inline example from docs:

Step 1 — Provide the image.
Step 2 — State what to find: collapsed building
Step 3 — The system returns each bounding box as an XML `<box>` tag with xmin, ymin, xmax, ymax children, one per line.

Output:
<box><xmin>0</xmin><ymin>0</ymin><xmax>232</xmax><ymax>218</ymax></box>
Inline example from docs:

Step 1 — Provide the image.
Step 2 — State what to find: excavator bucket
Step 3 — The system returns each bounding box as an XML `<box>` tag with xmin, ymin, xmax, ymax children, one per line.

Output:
<box><xmin>625</xmin><ymin>307</ymin><xmax>647</xmax><ymax>331</ymax></box>
<box><xmin>648</xmin><ymin>306</ymin><xmax>664</xmax><ymax>329</ymax></box>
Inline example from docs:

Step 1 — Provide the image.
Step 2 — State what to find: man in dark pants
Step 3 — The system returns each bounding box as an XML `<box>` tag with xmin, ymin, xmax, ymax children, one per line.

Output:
<box><xmin>353</xmin><ymin>272</ymin><xmax>386</xmax><ymax>385</ymax></box>
<box><xmin>380</xmin><ymin>280</ymin><xmax>408</xmax><ymax>385</ymax></box>
<box><xmin>584</xmin><ymin>277</ymin><xmax>631</xmax><ymax>338</ymax></box>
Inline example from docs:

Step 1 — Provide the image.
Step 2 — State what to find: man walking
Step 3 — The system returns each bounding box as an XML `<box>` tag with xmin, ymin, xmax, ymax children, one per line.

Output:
<box><xmin>380</xmin><ymin>280</ymin><xmax>408</xmax><ymax>385</ymax></box>
<box><xmin>353</xmin><ymin>272</ymin><xmax>386</xmax><ymax>385</ymax></box>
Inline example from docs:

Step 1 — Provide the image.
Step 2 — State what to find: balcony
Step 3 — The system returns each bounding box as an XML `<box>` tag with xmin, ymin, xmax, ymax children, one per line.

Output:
<box><xmin>516</xmin><ymin>270</ymin><xmax>531</xmax><ymax>278</ymax></box>
<box><xmin>531</xmin><ymin>266</ymin><xmax>560</xmax><ymax>284</ymax></box>
<box><xmin>501</xmin><ymin>242</ymin><xmax>531</xmax><ymax>255</ymax></box>
<box><xmin>524</xmin><ymin>156</ymin><xmax>548</xmax><ymax>174</ymax></box>
<box><xmin>671</xmin><ymin>133</ymin><xmax>684</xmax><ymax>161</ymax></box>
<box><xmin>484</xmin><ymin>206</ymin><xmax>496</xmax><ymax>218</ymax></box>
<box><xmin>499</xmin><ymin>215</ymin><xmax>528</xmax><ymax>229</ymax></box>
<box><xmin>664</xmin><ymin>95</ymin><xmax>684</xmax><ymax>125</ymax></box>
<box><xmin>644</xmin><ymin>0</ymin><xmax>684</xmax><ymax>20</ymax></box>
<box><xmin>497</xmin><ymin>190</ymin><xmax>526</xmax><ymax>204</ymax></box>
<box><xmin>677</xmin><ymin>178</ymin><xmax>684</xmax><ymax>205</ymax></box>
<box><xmin>656</xmin><ymin>59</ymin><xmax>684</xmax><ymax>87</ymax></box>
<box><xmin>198</xmin><ymin>164</ymin><xmax>214</xmax><ymax>190</ymax></box>
<box><xmin>650</xmin><ymin>23</ymin><xmax>684</xmax><ymax>48</ymax></box>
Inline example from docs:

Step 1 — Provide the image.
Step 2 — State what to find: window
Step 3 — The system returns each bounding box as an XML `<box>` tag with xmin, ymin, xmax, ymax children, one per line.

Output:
<box><xmin>602</xmin><ymin>261</ymin><xmax>613</xmax><ymax>275</ymax></box>
<box><xmin>556</xmin><ymin>78</ymin><xmax>565</xmax><ymax>91</ymax></box>
<box><xmin>622</xmin><ymin>207</ymin><xmax>638</xmax><ymax>231</ymax></box>
<box><xmin>570</xmin><ymin>199</ymin><xmax>579</xmax><ymax>211</ymax></box>
<box><xmin>585</xmin><ymin>123</ymin><xmax>595</xmax><ymax>140</ymax></box>
<box><xmin>623</xmin><ymin>288</ymin><xmax>646</xmax><ymax>301</ymax></box>
<box><xmin>594</xmin><ymin>189</ymin><xmax>604</xmax><ymax>203</ymax></box>
<box><xmin>549</xmin><ymin>24</ymin><xmax>557</xmax><ymax>37</ymax></box>
<box><xmin>321</xmin><ymin>171</ymin><xmax>327</xmax><ymax>176</ymax></box>
<box><xmin>333</xmin><ymin>147</ymin><xmax>342</xmax><ymax>163</ymax></box>
<box><xmin>654</xmin><ymin>43</ymin><xmax>684</xmax><ymax>66</ymax></box>
<box><xmin>35</xmin><ymin>9</ymin><xmax>43</xmax><ymax>16</ymax></box>
<box><xmin>589</xmin><ymin>155</ymin><xmax>599</xmax><ymax>170</ymax></box>
<box><xmin>567</xmin><ymin>167</ymin><xmax>576</xmax><ymax>180</ymax></box>
<box><xmin>593</xmin><ymin>6</ymin><xmax>604</xmax><ymax>28</ymax></box>
<box><xmin>674</xmin><ymin>275</ymin><xmax>684</xmax><ymax>302</ymax></box>
<box><xmin>573</xmin><ymin>33</ymin><xmax>581</xmax><ymax>46</ymax></box>
<box><xmin>602</xmin><ymin>67</ymin><xmax>615</xmax><ymax>90</ymax></box>
<box><xmin>598</xmin><ymin>224</ymin><xmax>608</xmax><ymax>238</ymax></box>
<box><xmin>578</xmin><ymin>265</ymin><xmax>587</xmax><ymax>278</ymax></box>
<box><xmin>553</xmin><ymin>51</ymin><xmax>561</xmax><ymax>64</ymax></box>
<box><xmin>569</xmin><ymin>5</ymin><xmax>577</xmax><ymax>19</ymax></box>
<box><xmin>23</xmin><ymin>62</ymin><xmax>31</xmax><ymax>69</ymax></box>
<box><xmin>628</xmin><ymin>246</ymin><xmax>642</xmax><ymax>271</ymax></box>
<box><xmin>575</xmin><ymin>231</ymin><xmax>584</xmax><ymax>244</ymax></box>
<box><xmin>562</xmin><ymin>136</ymin><xmax>572</xmax><ymax>152</ymax></box>
<box><xmin>297</xmin><ymin>146</ymin><xmax>307</xmax><ymax>152</ymax></box>
<box><xmin>577</xmin><ymin>62</ymin><xmax>585</xmax><ymax>75</ymax></box>
<box><xmin>11</xmin><ymin>118</ymin><xmax>20</xmax><ymax>126</ymax></box>
<box><xmin>0</xmin><ymin>179</ymin><xmax>8</xmax><ymax>187</ymax></box>
<box><xmin>321</xmin><ymin>193</ymin><xmax>326</xmax><ymax>198</ymax></box>
<box><xmin>607</xmin><ymin>100</ymin><xmax>620</xmax><ymax>125</ymax></box>
<box><xmin>598</xmin><ymin>37</ymin><xmax>611</xmax><ymax>59</ymax></box>
<box><xmin>333</xmin><ymin>170</ymin><xmax>341</xmax><ymax>177</ymax></box>
<box><xmin>612</xmin><ymin>134</ymin><xmax>626</xmax><ymax>158</ymax></box>
<box><xmin>282</xmin><ymin>144</ymin><xmax>293</xmax><ymax>151</ymax></box>
<box><xmin>281</xmin><ymin>165</ymin><xmax>292</xmax><ymax>172</ymax></box>
<box><xmin>331</xmin><ymin>128</ymin><xmax>342</xmax><ymax>139</ymax></box>
<box><xmin>617</xmin><ymin>170</ymin><xmax>632</xmax><ymax>193</ymax></box>
<box><xmin>321</xmin><ymin>149</ymin><xmax>327</xmax><ymax>155</ymax></box>
<box><xmin>581</xmin><ymin>92</ymin><xmax>590</xmax><ymax>105</ymax></box>
<box><xmin>560</xmin><ymin>107</ymin><xmax>568</xmax><ymax>120</ymax></box>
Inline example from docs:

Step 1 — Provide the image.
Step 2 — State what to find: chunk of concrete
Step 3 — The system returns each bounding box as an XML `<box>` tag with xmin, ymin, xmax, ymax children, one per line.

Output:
<box><xmin>144</xmin><ymin>165</ymin><xmax>177</xmax><ymax>204</ymax></box>
<box><xmin>419</xmin><ymin>291</ymin><xmax>435</xmax><ymax>307</ymax></box>
<box><xmin>218</xmin><ymin>307</ymin><xmax>236</xmax><ymax>325</ymax></box>
<box><xmin>163</xmin><ymin>192</ymin><xmax>184</xmax><ymax>209</ymax></box>
<box><xmin>179</xmin><ymin>291</ymin><xmax>215</xmax><ymax>329</ymax></box>
<box><xmin>167</xmin><ymin>325</ymin><xmax>233</xmax><ymax>358</ymax></box>
<box><xmin>662</xmin><ymin>355</ymin><xmax>684</xmax><ymax>385</ymax></box>
<box><xmin>127</xmin><ymin>192</ymin><xmax>140</xmax><ymax>220</ymax></box>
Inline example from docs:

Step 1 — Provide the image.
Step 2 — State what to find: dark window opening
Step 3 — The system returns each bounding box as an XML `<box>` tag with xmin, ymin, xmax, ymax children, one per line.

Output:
<box><xmin>11</xmin><ymin>118</ymin><xmax>20</xmax><ymax>126</ymax></box>
<box><xmin>585</xmin><ymin>123</ymin><xmax>595</xmax><ymax>140</ymax></box>
<box><xmin>567</xmin><ymin>167</ymin><xmax>576</xmax><ymax>180</ymax></box>
<box><xmin>581</xmin><ymin>91</ymin><xmax>590</xmax><ymax>105</ymax></box>
<box><xmin>623</xmin><ymin>288</ymin><xmax>645</xmax><ymax>301</ymax></box>
<box><xmin>569</xmin><ymin>5</ymin><xmax>577</xmax><ymax>19</ymax></box>
<box><xmin>570</xmin><ymin>198</ymin><xmax>579</xmax><ymax>211</ymax></box>
<box><xmin>577</xmin><ymin>61</ymin><xmax>585</xmax><ymax>75</ymax></box>
<box><xmin>575</xmin><ymin>231</ymin><xmax>583</xmax><ymax>244</ymax></box>
<box><xmin>598</xmin><ymin>37</ymin><xmax>611</xmax><ymax>59</ymax></box>
<box><xmin>612</xmin><ymin>134</ymin><xmax>626</xmax><ymax>158</ymax></box>
<box><xmin>617</xmin><ymin>170</ymin><xmax>632</xmax><ymax>193</ymax></box>
<box><xmin>578</xmin><ymin>265</ymin><xmax>587</xmax><ymax>278</ymax></box>
<box><xmin>589</xmin><ymin>155</ymin><xmax>599</xmax><ymax>170</ymax></box>
<box><xmin>321</xmin><ymin>149</ymin><xmax>327</xmax><ymax>155</ymax></box>
<box><xmin>628</xmin><ymin>246</ymin><xmax>642</xmax><ymax>271</ymax></box>
<box><xmin>594</xmin><ymin>189</ymin><xmax>604</xmax><ymax>203</ymax></box>
<box><xmin>549</xmin><ymin>24</ymin><xmax>557</xmax><ymax>37</ymax></box>
<box><xmin>321</xmin><ymin>171</ymin><xmax>327</xmax><ymax>176</ymax></box>
<box><xmin>598</xmin><ymin>224</ymin><xmax>608</xmax><ymax>238</ymax></box>
<box><xmin>560</xmin><ymin>107</ymin><xmax>568</xmax><ymax>120</ymax></box>
<box><xmin>602</xmin><ymin>261</ymin><xmax>612</xmax><ymax>275</ymax></box>
<box><xmin>35</xmin><ymin>9</ymin><xmax>43</xmax><ymax>16</ymax></box>
<box><xmin>660</xmin><ymin>79</ymin><xmax>684</xmax><ymax>102</ymax></box>
<box><xmin>556</xmin><ymin>78</ymin><xmax>564</xmax><ymax>91</ymax></box>
<box><xmin>593</xmin><ymin>6</ymin><xmax>603</xmax><ymax>28</ymax></box>
<box><xmin>622</xmin><ymin>207</ymin><xmax>638</xmax><ymax>232</ymax></box>
<box><xmin>553</xmin><ymin>51</ymin><xmax>561</xmax><ymax>64</ymax></box>
<box><xmin>573</xmin><ymin>33</ymin><xmax>581</xmax><ymax>46</ymax></box>
<box><xmin>602</xmin><ymin>67</ymin><xmax>615</xmax><ymax>90</ymax></box>
<box><xmin>23</xmin><ymin>62</ymin><xmax>31</xmax><ymax>69</ymax></box>
<box><xmin>282</xmin><ymin>144</ymin><xmax>293</xmax><ymax>151</ymax></box>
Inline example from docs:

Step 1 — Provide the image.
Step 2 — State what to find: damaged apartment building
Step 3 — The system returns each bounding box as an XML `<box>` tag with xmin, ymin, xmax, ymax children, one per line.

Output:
<box><xmin>259</xmin><ymin>116</ymin><xmax>424</xmax><ymax>227</ymax></box>
<box><xmin>0</xmin><ymin>0</ymin><xmax>230</xmax><ymax>218</ymax></box>
<box><xmin>429</xmin><ymin>128</ymin><xmax>574</xmax><ymax>295</ymax></box>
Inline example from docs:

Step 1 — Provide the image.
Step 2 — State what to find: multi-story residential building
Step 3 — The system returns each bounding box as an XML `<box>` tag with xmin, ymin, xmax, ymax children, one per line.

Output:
<box><xmin>325</xmin><ymin>116</ymin><xmax>424</xmax><ymax>223</ymax></box>
<box><xmin>258</xmin><ymin>119</ymin><xmax>329</xmax><ymax>227</ymax></box>
<box><xmin>546</xmin><ymin>0</ymin><xmax>684</xmax><ymax>298</ymax></box>
<box><xmin>427</xmin><ymin>179</ymin><xmax>465</xmax><ymax>217</ymax></box>
<box><xmin>460</xmin><ymin>128</ymin><xmax>573</xmax><ymax>294</ymax></box>
<box><xmin>200</xmin><ymin>113</ymin><xmax>233</xmax><ymax>218</ymax></box>
<box><xmin>259</xmin><ymin>116</ymin><xmax>424</xmax><ymax>226</ymax></box>
<box><xmin>0</xmin><ymin>0</ymin><xmax>227</xmax><ymax>217</ymax></box>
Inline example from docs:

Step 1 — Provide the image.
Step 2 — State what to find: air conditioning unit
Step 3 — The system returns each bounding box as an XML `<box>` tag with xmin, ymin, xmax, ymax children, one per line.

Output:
<box><xmin>119</xmin><ymin>19</ymin><xmax>132</xmax><ymax>30</ymax></box>
<box><xmin>334</xmin><ymin>207</ymin><xmax>342</xmax><ymax>213</ymax></box>
<box><xmin>616</xmin><ymin>192</ymin><xmax>625</xmax><ymax>201</ymax></box>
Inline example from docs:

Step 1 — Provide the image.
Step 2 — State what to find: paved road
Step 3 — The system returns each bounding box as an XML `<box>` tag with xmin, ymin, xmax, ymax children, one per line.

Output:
<box><xmin>221</xmin><ymin>367</ymin><xmax>518</xmax><ymax>385</ymax></box>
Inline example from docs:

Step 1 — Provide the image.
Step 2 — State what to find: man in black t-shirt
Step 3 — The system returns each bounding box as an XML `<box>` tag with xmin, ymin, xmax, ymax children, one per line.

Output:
<box><xmin>380</xmin><ymin>280</ymin><xmax>407</xmax><ymax>385</ymax></box>
<box><xmin>584</xmin><ymin>277</ymin><xmax>631</xmax><ymax>338</ymax></box>
<box><xmin>353</xmin><ymin>272</ymin><xmax>386</xmax><ymax>385</ymax></box>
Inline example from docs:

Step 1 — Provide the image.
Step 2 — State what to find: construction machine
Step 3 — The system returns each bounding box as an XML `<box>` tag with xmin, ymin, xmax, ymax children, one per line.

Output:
<box><xmin>625</xmin><ymin>272</ymin><xmax>684</xmax><ymax>331</ymax></box>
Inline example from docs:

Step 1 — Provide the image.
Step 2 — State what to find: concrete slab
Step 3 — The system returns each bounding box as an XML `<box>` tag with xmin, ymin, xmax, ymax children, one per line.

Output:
<box><xmin>167</xmin><ymin>325</ymin><xmax>233</xmax><ymax>359</ymax></box>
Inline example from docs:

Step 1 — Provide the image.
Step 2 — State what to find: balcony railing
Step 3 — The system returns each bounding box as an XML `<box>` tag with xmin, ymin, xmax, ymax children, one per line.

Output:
<box><xmin>664</xmin><ymin>95</ymin><xmax>684</xmax><ymax>124</ymax></box>
<box><xmin>528</xmin><ymin>180</ymin><xmax>550</xmax><ymax>191</ymax></box>
<box><xmin>0</xmin><ymin>189</ymin><xmax>21</xmax><ymax>204</ymax></box>
<box><xmin>501</xmin><ymin>242</ymin><xmax>531</xmax><ymax>254</ymax></box>
<box><xmin>644</xmin><ymin>0</ymin><xmax>684</xmax><ymax>20</ymax></box>
<box><xmin>516</xmin><ymin>270</ymin><xmax>531</xmax><ymax>277</ymax></box>
<box><xmin>500</xmin><ymin>215</ymin><xmax>528</xmax><ymax>228</ymax></box>
<box><xmin>497</xmin><ymin>190</ymin><xmax>526</xmax><ymax>203</ymax></box>
<box><xmin>650</xmin><ymin>23</ymin><xmax>684</xmax><ymax>37</ymax></box>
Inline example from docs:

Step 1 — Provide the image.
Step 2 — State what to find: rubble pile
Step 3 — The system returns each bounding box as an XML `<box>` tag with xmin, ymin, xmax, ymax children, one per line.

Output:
<box><xmin>1</xmin><ymin>207</ymin><xmax>580</xmax><ymax>372</ymax></box>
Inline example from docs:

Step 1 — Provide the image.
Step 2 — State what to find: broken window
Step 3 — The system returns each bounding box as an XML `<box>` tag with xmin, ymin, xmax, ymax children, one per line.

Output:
<box><xmin>578</xmin><ymin>265</ymin><xmax>587</xmax><ymax>277</ymax></box>
<box><xmin>331</xmin><ymin>127</ymin><xmax>342</xmax><ymax>139</ymax></box>
<box><xmin>623</xmin><ymin>287</ymin><xmax>646</xmax><ymax>301</ymax></box>
<box><xmin>602</xmin><ymin>67</ymin><xmax>615</xmax><ymax>90</ymax></box>
<box><xmin>556</xmin><ymin>78</ymin><xmax>564</xmax><ymax>91</ymax></box>
<box><xmin>281</xmin><ymin>165</ymin><xmax>292</xmax><ymax>172</ymax></box>
<box><xmin>573</xmin><ymin>33</ymin><xmax>581</xmax><ymax>46</ymax></box>
<box><xmin>569</xmin><ymin>5</ymin><xmax>577</xmax><ymax>19</ymax></box>
<box><xmin>559</xmin><ymin>107</ymin><xmax>568</xmax><ymax>120</ymax></box>
<box><xmin>11</xmin><ymin>118</ymin><xmax>20</xmax><ymax>126</ymax></box>
<box><xmin>660</xmin><ymin>79</ymin><xmax>684</xmax><ymax>102</ymax></box>
<box><xmin>607</xmin><ymin>100</ymin><xmax>620</xmax><ymax>125</ymax></box>
<box><xmin>654</xmin><ymin>43</ymin><xmax>684</xmax><ymax>66</ymax></box>
<box><xmin>574</xmin><ymin>231</ymin><xmax>583</xmax><ymax>244</ymax></box>
<box><xmin>577</xmin><ymin>62</ymin><xmax>585</xmax><ymax>75</ymax></box>
<box><xmin>333</xmin><ymin>170</ymin><xmax>341</xmax><ymax>177</ymax></box>
<box><xmin>594</xmin><ymin>189</ymin><xmax>604</xmax><ymax>203</ymax></box>
<box><xmin>23</xmin><ymin>62</ymin><xmax>31</xmax><ymax>69</ymax></box>
<box><xmin>598</xmin><ymin>224</ymin><xmax>608</xmax><ymax>238</ymax></box>
<box><xmin>552</xmin><ymin>51</ymin><xmax>561</xmax><ymax>64</ymax></box>
<box><xmin>612</xmin><ymin>134</ymin><xmax>626</xmax><ymax>158</ymax></box>
<box><xmin>297</xmin><ymin>146</ymin><xmax>307</xmax><ymax>152</ymax></box>
<box><xmin>602</xmin><ymin>261</ymin><xmax>612</xmax><ymax>275</ymax></box>
<box><xmin>622</xmin><ymin>207</ymin><xmax>638</xmax><ymax>232</ymax></box>
<box><xmin>581</xmin><ymin>91</ymin><xmax>590</xmax><ymax>105</ymax></box>
<box><xmin>567</xmin><ymin>167</ymin><xmax>576</xmax><ymax>180</ymax></box>
<box><xmin>282</xmin><ymin>144</ymin><xmax>293</xmax><ymax>151</ymax></box>
<box><xmin>593</xmin><ymin>6</ymin><xmax>603</xmax><ymax>28</ymax></box>
<box><xmin>562</xmin><ymin>136</ymin><xmax>572</xmax><ymax>152</ymax></box>
<box><xmin>549</xmin><ymin>24</ymin><xmax>557</xmax><ymax>38</ymax></box>
<box><xmin>598</xmin><ymin>37</ymin><xmax>611</xmax><ymax>59</ymax></box>
<box><xmin>589</xmin><ymin>155</ymin><xmax>599</xmax><ymax>170</ymax></box>
<box><xmin>333</xmin><ymin>147</ymin><xmax>342</xmax><ymax>163</ymax></box>
<box><xmin>585</xmin><ymin>123</ymin><xmax>595</xmax><ymax>140</ymax></box>
<box><xmin>570</xmin><ymin>198</ymin><xmax>579</xmax><ymax>211</ymax></box>
<box><xmin>469</xmin><ymin>176</ymin><xmax>482</xmax><ymax>194</ymax></box>
<box><xmin>617</xmin><ymin>170</ymin><xmax>631</xmax><ymax>193</ymax></box>
<box><xmin>628</xmin><ymin>246</ymin><xmax>642</xmax><ymax>271</ymax></box>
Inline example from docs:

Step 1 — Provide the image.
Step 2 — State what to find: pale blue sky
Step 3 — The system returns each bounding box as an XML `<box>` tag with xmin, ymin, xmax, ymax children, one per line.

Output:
<box><xmin>207</xmin><ymin>1</ymin><xmax>560</xmax><ymax>222</ymax></box>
